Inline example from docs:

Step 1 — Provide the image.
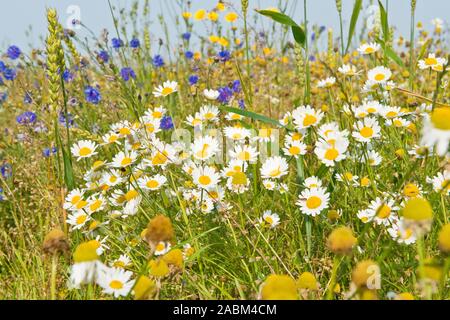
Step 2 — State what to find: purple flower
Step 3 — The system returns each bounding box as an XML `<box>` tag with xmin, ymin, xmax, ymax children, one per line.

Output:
<box><xmin>98</xmin><ymin>50</ymin><xmax>110</xmax><ymax>63</ymax></box>
<box><xmin>84</xmin><ymin>86</ymin><xmax>101</xmax><ymax>104</ymax></box>
<box><xmin>24</xmin><ymin>92</ymin><xmax>32</xmax><ymax>104</ymax></box>
<box><xmin>59</xmin><ymin>111</ymin><xmax>75</xmax><ymax>128</ymax></box>
<box><xmin>182</xmin><ymin>32</ymin><xmax>191</xmax><ymax>41</ymax></box>
<box><xmin>7</xmin><ymin>45</ymin><xmax>21</xmax><ymax>60</ymax></box>
<box><xmin>152</xmin><ymin>55</ymin><xmax>165</xmax><ymax>68</ymax></box>
<box><xmin>120</xmin><ymin>67</ymin><xmax>136</xmax><ymax>81</ymax></box>
<box><xmin>1</xmin><ymin>163</ymin><xmax>12</xmax><ymax>179</ymax></box>
<box><xmin>160</xmin><ymin>115</ymin><xmax>174</xmax><ymax>130</ymax></box>
<box><xmin>217</xmin><ymin>50</ymin><xmax>231</xmax><ymax>62</ymax></box>
<box><xmin>188</xmin><ymin>75</ymin><xmax>199</xmax><ymax>86</ymax></box>
<box><xmin>130</xmin><ymin>38</ymin><xmax>140</xmax><ymax>48</ymax></box>
<box><xmin>63</xmin><ymin>69</ymin><xmax>74</xmax><ymax>82</ymax></box>
<box><xmin>112</xmin><ymin>38</ymin><xmax>123</xmax><ymax>49</ymax></box>
<box><xmin>217</xmin><ymin>86</ymin><xmax>233</xmax><ymax>104</ymax></box>
<box><xmin>0</xmin><ymin>61</ymin><xmax>6</xmax><ymax>73</ymax></box>
<box><xmin>3</xmin><ymin>68</ymin><xmax>16</xmax><ymax>81</ymax></box>
<box><xmin>232</xmin><ymin>80</ymin><xmax>241</xmax><ymax>93</ymax></box>
<box><xmin>185</xmin><ymin>51</ymin><xmax>194</xmax><ymax>59</ymax></box>
<box><xmin>16</xmin><ymin>111</ymin><xmax>37</xmax><ymax>125</ymax></box>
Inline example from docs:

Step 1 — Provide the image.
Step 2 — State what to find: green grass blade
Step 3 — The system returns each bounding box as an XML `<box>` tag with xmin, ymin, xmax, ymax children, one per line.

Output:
<box><xmin>378</xmin><ymin>0</ymin><xmax>389</xmax><ymax>43</ymax></box>
<box><xmin>219</xmin><ymin>105</ymin><xmax>283</xmax><ymax>128</ymax></box>
<box><xmin>55</xmin><ymin>121</ymin><xmax>75</xmax><ymax>189</ymax></box>
<box><xmin>376</xmin><ymin>38</ymin><xmax>405</xmax><ymax>68</ymax></box>
<box><xmin>345</xmin><ymin>0</ymin><xmax>363</xmax><ymax>54</ymax></box>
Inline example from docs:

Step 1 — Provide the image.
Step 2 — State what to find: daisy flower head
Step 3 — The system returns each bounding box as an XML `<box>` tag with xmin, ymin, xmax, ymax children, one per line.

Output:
<box><xmin>224</xmin><ymin>126</ymin><xmax>252</xmax><ymax>141</ymax></box>
<box><xmin>314</xmin><ymin>138</ymin><xmax>349</xmax><ymax>167</ymax></box>
<box><xmin>317</xmin><ymin>77</ymin><xmax>336</xmax><ymax>88</ymax></box>
<box><xmin>388</xmin><ymin>219</ymin><xmax>416</xmax><ymax>245</ymax></box>
<box><xmin>283</xmin><ymin>140</ymin><xmax>307</xmax><ymax>158</ymax></box>
<box><xmin>418</xmin><ymin>53</ymin><xmax>447</xmax><ymax>71</ymax></box>
<box><xmin>366</xmin><ymin>150</ymin><xmax>382</xmax><ymax>166</ymax></box>
<box><xmin>352</xmin><ymin>117</ymin><xmax>381</xmax><ymax>143</ymax></box>
<box><xmin>69</xmin><ymin>241</ymin><xmax>105</xmax><ymax>289</ymax></box>
<box><xmin>154</xmin><ymin>241</ymin><xmax>171</xmax><ymax>256</ymax></box>
<box><xmin>297</xmin><ymin>187</ymin><xmax>330</xmax><ymax>216</ymax></box>
<box><xmin>427</xmin><ymin>170</ymin><xmax>450</xmax><ymax>195</ymax></box>
<box><xmin>420</xmin><ymin>107</ymin><xmax>450</xmax><ymax>156</ymax></box>
<box><xmin>97</xmin><ymin>267</ymin><xmax>134</xmax><ymax>298</ymax></box>
<box><xmin>258</xmin><ymin>210</ymin><xmax>280</xmax><ymax>229</ymax></box>
<box><xmin>262</xmin><ymin>179</ymin><xmax>276</xmax><ymax>190</ymax></box>
<box><xmin>203</xmin><ymin>89</ymin><xmax>220</xmax><ymax>100</ymax></box>
<box><xmin>71</xmin><ymin>140</ymin><xmax>98</xmax><ymax>161</ymax></box>
<box><xmin>292</xmin><ymin>105</ymin><xmax>324</xmax><ymax>130</ymax></box>
<box><xmin>304</xmin><ymin>176</ymin><xmax>322</xmax><ymax>189</ymax></box>
<box><xmin>192</xmin><ymin>135</ymin><xmax>219</xmax><ymax>161</ymax></box>
<box><xmin>111</xmin><ymin>150</ymin><xmax>138</xmax><ymax>168</ymax></box>
<box><xmin>67</xmin><ymin>211</ymin><xmax>91</xmax><ymax>230</ymax></box>
<box><xmin>153</xmin><ymin>80</ymin><xmax>178</xmax><ymax>97</ymax></box>
<box><xmin>367</xmin><ymin>197</ymin><xmax>399</xmax><ymax>226</ymax></box>
<box><xmin>229</xmin><ymin>144</ymin><xmax>259</xmax><ymax>163</ymax></box>
<box><xmin>368</xmin><ymin>66</ymin><xmax>392</xmax><ymax>84</ymax></box>
<box><xmin>199</xmin><ymin>105</ymin><xmax>220</xmax><ymax>123</ymax></box>
<box><xmin>357</xmin><ymin>42</ymin><xmax>381</xmax><ymax>55</ymax></box>
<box><xmin>138</xmin><ymin>174</ymin><xmax>167</xmax><ymax>191</ymax></box>
<box><xmin>64</xmin><ymin>188</ymin><xmax>85</xmax><ymax>210</ymax></box>
<box><xmin>111</xmin><ymin>254</ymin><xmax>132</xmax><ymax>269</ymax></box>
<box><xmin>192</xmin><ymin>165</ymin><xmax>221</xmax><ymax>189</ymax></box>
<box><xmin>260</xmin><ymin>156</ymin><xmax>289</xmax><ymax>179</ymax></box>
<box><xmin>338</xmin><ymin>64</ymin><xmax>359</xmax><ymax>76</ymax></box>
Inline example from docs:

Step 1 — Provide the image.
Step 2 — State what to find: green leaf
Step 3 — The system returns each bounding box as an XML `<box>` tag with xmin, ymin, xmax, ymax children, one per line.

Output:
<box><xmin>345</xmin><ymin>0</ymin><xmax>363</xmax><ymax>54</ymax></box>
<box><xmin>256</xmin><ymin>9</ymin><xmax>305</xmax><ymax>47</ymax></box>
<box><xmin>375</xmin><ymin>38</ymin><xmax>405</xmax><ymax>68</ymax></box>
<box><xmin>218</xmin><ymin>105</ymin><xmax>282</xmax><ymax>127</ymax></box>
<box><xmin>55</xmin><ymin>121</ymin><xmax>75</xmax><ymax>189</ymax></box>
<box><xmin>315</xmin><ymin>164</ymin><xmax>329</xmax><ymax>179</ymax></box>
<box><xmin>378</xmin><ymin>0</ymin><xmax>389</xmax><ymax>43</ymax></box>
<box><xmin>417</xmin><ymin>39</ymin><xmax>431</xmax><ymax>61</ymax></box>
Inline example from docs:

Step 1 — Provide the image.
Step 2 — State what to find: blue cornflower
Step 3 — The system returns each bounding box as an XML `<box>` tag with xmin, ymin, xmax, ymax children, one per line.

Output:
<box><xmin>0</xmin><ymin>61</ymin><xmax>5</xmax><ymax>73</ymax></box>
<box><xmin>311</xmin><ymin>32</ymin><xmax>316</xmax><ymax>41</ymax></box>
<box><xmin>43</xmin><ymin>147</ymin><xmax>58</xmax><ymax>158</ymax></box>
<box><xmin>319</xmin><ymin>26</ymin><xmax>326</xmax><ymax>33</ymax></box>
<box><xmin>130</xmin><ymin>38</ymin><xmax>140</xmax><ymax>48</ymax></box>
<box><xmin>0</xmin><ymin>91</ymin><xmax>7</xmax><ymax>103</ymax></box>
<box><xmin>232</xmin><ymin>80</ymin><xmax>241</xmax><ymax>93</ymax></box>
<box><xmin>0</xmin><ymin>163</ymin><xmax>12</xmax><ymax>179</ymax></box>
<box><xmin>185</xmin><ymin>51</ymin><xmax>194</xmax><ymax>59</ymax></box>
<box><xmin>63</xmin><ymin>69</ymin><xmax>74</xmax><ymax>82</ymax></box>
<box><xmin>3</xmin><ymin>68</ymin><xmax>16</xmax><ymax>81</ymax></box>
<box><xmin>120</xmin><ymin>67</ymin><xmax>136</xmax><ymax>81</ymax></box>
<box><xmin>59</xmin><ymin>111</ymin><xmax>75</xmax><ymax>128</ymax></box>
<box><xmin>98</xmin><ymin>50</ymin><xmax>110</xmax><ymax>63</ymax></box>
<box><xmin>217</xmin><ymin>86</ymin><xmax>233</xmax><ymax>104</ymax></box>
<box><xmin>238</xmin><ymin>99</ymin><xmax>245</xmax><ymax>109</ymax></box>
<box><xmin>182</xmin><ymin>32</ymin><xmax>191</xmax><ymax>41</ymax></box>
<box><xmin>160</xmin><ymin>115</ymin><xmax>174</xmax><ymax>130</ymax></box>
<box><xmin>84</xmin><ymin>86</ymin><xmax>101</xmax><ymax>104</ymax></box>
<box><xmin>309</xmin><ymin>55</ymin><xmax>316</xmax><ymax>62</ymax></box>
<box><xmin>188</xmin><ymin>75</ymin><xmax>199</xmax><ymax>85</ymax></box>
<box><xmin>7</xmin><ymin>45</ymin><xmax>21</xmax><ymax>60</ymax></box>
<box><xmin>112</xmin><ymin>38</ymin><xmax>123</xmax><ymax>49</ymax></box>
<box><xmin>24</xmin><ymin>92</ymin><xmax>32</xmax><ymax>104</ymax></box>
<box><xmin>16</xmin><ymin>111</ymin><xmax>37</xmax><ymax>125</ymax></box>
<box><xmin>217</xmin><ymin>50</ymin><xmax>231</xmax><ymax>62</ymax></box>
<box><xmin>152</xmin><ymin>54</ymin><xmax>165</xmax><ymax>68</ymax></box>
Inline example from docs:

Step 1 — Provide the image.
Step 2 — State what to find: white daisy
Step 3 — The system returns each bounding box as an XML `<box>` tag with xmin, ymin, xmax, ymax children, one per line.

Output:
<box><xmin>97</xmin><ymin>267</ymin><xmax>135</xmax><ymax>298</ymax></box>
<box><xmin>153</xmin><ymin>80</ymin><xmax>178</xmax><ymax>97</ymax></box>
<box><xmin>260</xmin><ymin>156</ymin><xmax>289</xmax><ymax>179</ymax></box>
<box><xmin>296</xmin><ymin>187</ymin><xmax>330</xmax><ymax>216</ymax></box>
<box><xmin>71</xmin><ymin>140</ymin><xmax>98</xmax><ymax>161</ymax></box>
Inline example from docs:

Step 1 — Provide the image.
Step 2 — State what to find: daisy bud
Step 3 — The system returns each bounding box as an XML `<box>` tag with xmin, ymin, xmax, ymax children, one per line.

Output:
<box><xmin>327</xmin><ymin>210</ymin><xmax>340</xmax><ymax>222</ymax></box>
<box><xmin>145</xmin><ymin>215</ymin><xmax>174</xmax><ymax>245</ymax></box>
<box><xmin>395</xmin><ymin>148</ymin><xmax>405</xmax><ymax>158</ymax></box>
<box><xmin>351</xmin><ymin>260</ymin><xmax>380</xmax><ymax>289</ymax></box>
<box><xmin>297</xmin><ymin>272</ymin><xmax>318</xmax><ymax>291</ymax></box>
<box><xmin>133</xmin><ymin>275</ymin><xmax>156</xmax><ymax>300</ymax></box>
<box><xmin>438</xmin><ymin>223</ymin><xmax>450</xmax><ymax>254</ymax></box>
<box><xmin>43</xmin><ymin>228</ymin><xmax>69</xmax><ymax>255</ymax></box>
<box><xmin>327</xmin><ymin>226</ymin><xmax>357</xmax><ymax>255</ymax></box>
<box><xmin>259</xmin><ymin>274</ymin><xmax>298</xmax><ymax>300</ymax></box>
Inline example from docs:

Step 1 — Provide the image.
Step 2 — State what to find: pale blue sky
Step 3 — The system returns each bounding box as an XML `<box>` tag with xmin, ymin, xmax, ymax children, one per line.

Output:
<box><xmin>0</xmin><ymin>0</ymin><xmax>448</xmax><ymax>51</ymax></box>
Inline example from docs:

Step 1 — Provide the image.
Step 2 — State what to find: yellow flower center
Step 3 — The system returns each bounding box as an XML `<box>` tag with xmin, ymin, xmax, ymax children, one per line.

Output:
<box><xmin>155</xmin><ymin>242</ymin><xmax>165</xmax><ymax>251</ymax></box>
<box><xmin>324</xmin><ymin>148</ymin><xmax>339</xmax><ymax>161</ymax></box>
<box><xmin>364</xmin><ymin>47</ymin><xmax>375</xmax><ymax>54</ymax></box>
<box><xmin>125</xmin><ymin>189</ymin><xmax>139</xmax><ymax>201</ymax></box>
<box><xmin>306</xmin><ymin>196</ymin><xmax>322</xmax><ymax>209</ymax></box>
<box><xmin>76</xmin><ymin>200</ymin><xmax>88</xmax><ymax>209</ymax></box>
<box><xmin>71</xmin><ymin>195</ymin><xmax>81</xmax><ymax>205</ymax></box>
<box><xmin>386</xmin><ymin>111</ymin><xmax>397</xmax><ymax>118</ymax></box>
<box><xmin>403</xmin><ymin>183</ymin><xmax>420</xmax><ymax>197</ymax></box>
<box><xmin>360</xmin><ymin>126</ymin><xmax>374</xmax><ymax>138</ymax></box>
<box><xmin>109</xmin><ymin>280</ymin><xmax>124</xmax><ymax>290</ymax></box>
<box><xmin>76</xmin><ymin>214</ymin><xmax>87</xmax><ymax>225</ymax></box>
<box><xmin>147</xmin><ymin>180</ymin><xmax>159</xmax><ymax>189</ymax></box>
<box><xmin>89</xmin><ymin>199</ymin><xmax>102</xmax><ymax>212</ymax></box>
<box><xmin>269</xmin><ymin>167</ymin><xmax>281</xmax><ymax>177</ymax></box>
<box><xmin>109</xmin><ymin>135</ymin><xmax>118</xmax><ymax>143</ymax></box>
<box><xmin>376</xmin><ymin>204</ymin><xmax>391</xmax><ymax>219</ymax></box>
<box><xmin>425</xmin><ymin>57</ymin><xmax>438</xmax><ymax>66</ymax></box>
<box><xmin>121</xmin><ymin>157</ymin><xmax>132</xmax><ymax>166</ymax></box>
<box><xmin>264</xmin><ymin>216</ymin><xmax>274</xmax><ymax>225</ymax></box>
<box><xmin>430</xmin><ymin>107</ymin><xmax>450</xmax><ymax>130</ymax></box>
<box><xmin>79</xmin><ymin>147</ymin><xmax>92</xmax><ymax>157</ymax></box>
<box><xmin>239</xmin><ymin>151</ymin><xmax>251</xmax><ymax>161</ymax></box>
<box><xmin>119</xmin><ymin>127</ymin><xmax>131</xmax><ymax>136</ymax></box>
<box><xmin>152</xmin><ymin>151</ymin><xmax>168</xmax><ymax>165</ymax></box>
<box><xmin>287</xmin><ymin>144</ymin><xmax>302</xmax><ymax>155</ymax></box>
<box><xmin>161</xmin><ymin>87</ymin><xmax>174</xmax><ymax>96</ymax></box>
<box><xmin>198</xmin><ymin>175</ymin><xmax>211</xmax><ymax>186</ymax></box>
<box><xmin>303</xmin><ymin>114</ymin><xmax>317</xmax><ymax>127</ymax></box>
<box><xmin>153</xmin><ymin>111</ymin><xmax>162</xmax><ymax>118</ymax></box>
<box><xmin>196</xmin><ymin>144</ymin><xmax>210</xmax><ymax>159</ymax></box>
<box><xmin>374</xmin><ymin>73</ymin><xmax>385</xmax><ymax>81</ymax></box>
<box><xmin>232</xmin><ymin>133</ymin><xmax>242</xmax><ymax>139</ymax></box>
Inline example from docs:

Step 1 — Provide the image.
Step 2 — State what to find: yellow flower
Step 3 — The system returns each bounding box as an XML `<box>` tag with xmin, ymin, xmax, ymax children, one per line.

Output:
<box><xmin>148</xmin><ymin>259</ymin><xmax>169</xmax><ymax>277</ymax></box>
<box><xmin>260</xmin><ymin>274</ymin><xmax>297</xmax><ymax>300</ymax></box>
<box><xmin>327</xmin><ymin>226</ymin><xmax>357</xmax><ymax>255</ymax></box>
<box><xmin>208</xmin><ymin>11</ymin><xmax>219</xmax><ymax>21</ymax></box>
<box><xmin>209</xmin><ymin>35</ymin><xmax>219</xmax><ymax>43</ymax></box>
<box><xmin>162</xmin><ymin>249</ymin><xmax>184</xmax><ymax>269</ymax></box>
<box><xmin>194</xmin><ymin>9</ymin><xmax>206</xmax><ymax>20</ymax></box>
<box><xmin>73</xmin><ymin>241</ymin><xmax>98</xmax><ymax>263</ymax></box>
<box><xmin>438</xmin><ymin>223</ymin><xmax>450</xmax><ymax>253</ymax></box>
<box><xmin>216</xmin><ymin>2</ymin><xmax>225</xmax><ymax>11</ymax></box>
<box><xmin>297</xmin><ymin>272</ymin><xmax>318</xmax><ymax>290</ymax></box>
<box><xmin>402</xmin><ymin>197</ymin><xmax>433</xmax><ymax>221</ymax></box>
<box><xmin>395</xmin><ymin>292</ymin><xmax>415</xmax><ymax>300</ymax></box>
<box><xmin>224</xmin><ymin>12</ymin><xmax>238</xmax><ymax>23</ymax></box>
<box><xmin>133</xmin><ymin>275</ymin><xmax>156</xmax><ymax>300</ymax></box>
<box><xmin>352</xmin><ymin>260</ymin><xmax>379</xmax><ymax>288</ymax></box>
<box><xmin>182</xmin><ymin>12</ymin><xmax>192</xmax><ymax>19</ymax></box>
<box><xmin>145</xmin><ymin>215</ymin><xmax>174</xmax><ymax>244</ymax></box>
<box><xmin>218</xmin><ymin>37</ymin><xmax>229</xmax><ymax>47</ymax></box>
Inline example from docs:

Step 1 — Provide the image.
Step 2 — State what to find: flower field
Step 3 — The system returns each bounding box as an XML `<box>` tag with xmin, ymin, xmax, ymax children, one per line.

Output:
<box><xmin>0</xmin><ymin>0</ymin><xmax>449</xmax><ymax>300</ymax></box>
